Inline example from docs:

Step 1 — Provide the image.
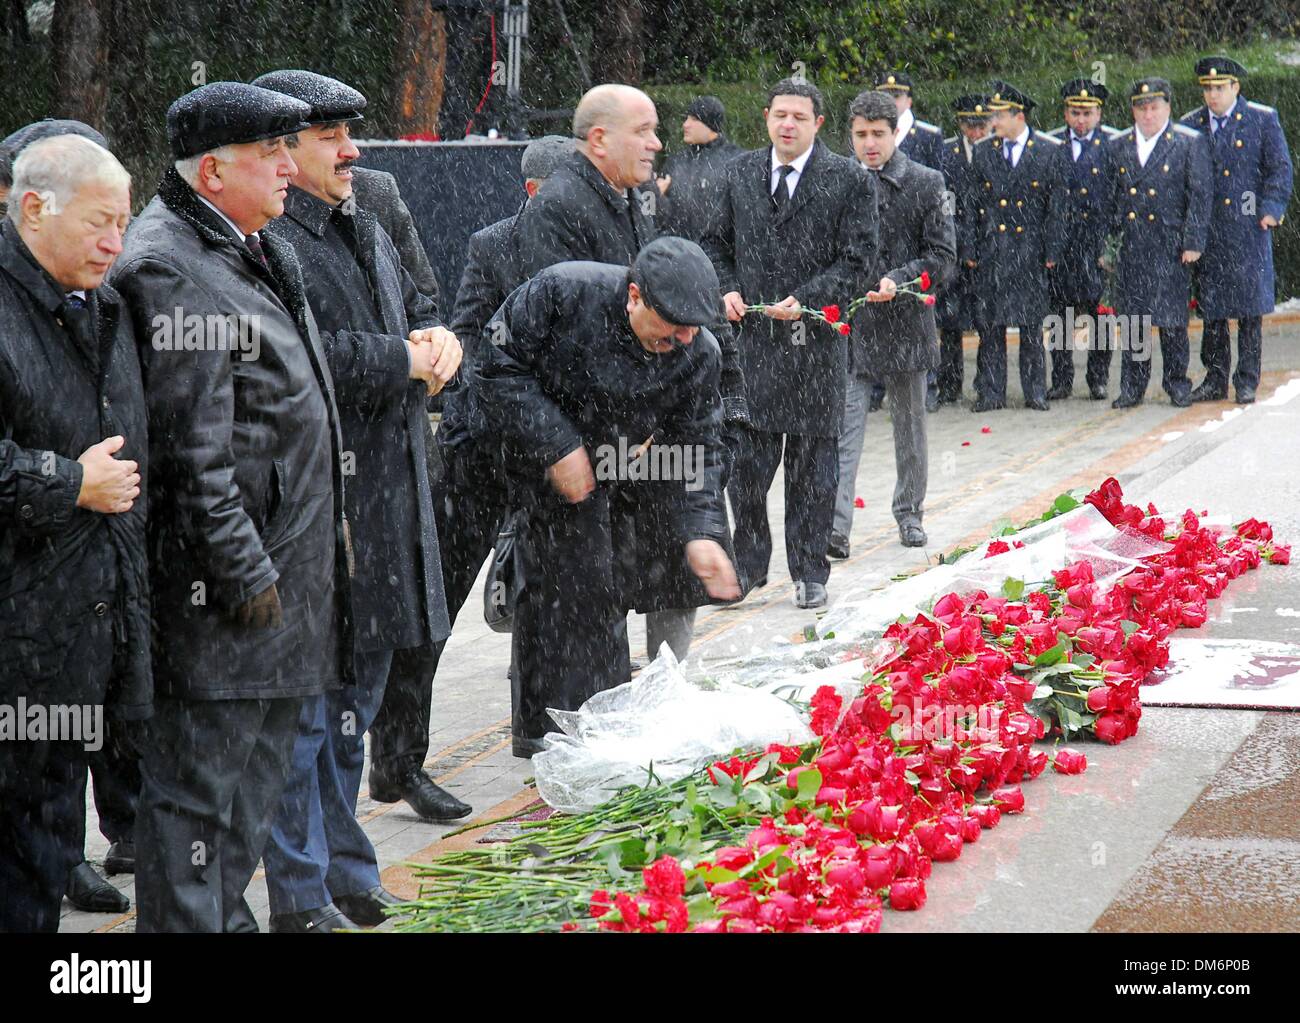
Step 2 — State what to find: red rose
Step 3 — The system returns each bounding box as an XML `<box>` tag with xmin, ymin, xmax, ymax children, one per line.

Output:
<box><xmin>1054</xmin><ymin>749</ymin><xmax>1088</xmax><ymax>774</ymax></box>
<box><xmin>919</xmin><ymin>270</ymin><xmax>932</xmax><ymax>292</ymax></box>
<box><xmin>889</xmin><ymin>878</ymin><xmax>927</xmax><ymax>911</ymax></box>
<box><xmin>1269</xmin><ymin>544</ymin><xmax>1291</xmax><ymax>565</ymax></box>
<box><xmin>991</xmin><ymin>785</ymin><xmax>1025</xmax><ymax>813</ymax></box>
<box><xmin>821</xmin><ymin>304</ymin><xmax>841</xmax><ymax>323</ymax></box>
<box><xmin>968</xmin><ymin>803</ymin><xmax>1001</xmax><ymax>828</ymax></box>
<box><xmin>1094</xmin><ymin>713</ymin><xmax>1128</xmax><ymax>744</ymax></box>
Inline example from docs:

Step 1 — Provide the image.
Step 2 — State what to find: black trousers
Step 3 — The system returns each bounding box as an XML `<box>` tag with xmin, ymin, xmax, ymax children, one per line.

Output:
<box><xmin>368</xmin><ymin>442</ymin><xmax>507</xmax><ymax>782</ymax></box>
<box><xmin>73</xmin><ymin>721</ymin><xmax>140</xmax><ymax>852</ymax></box>
<box><xmin>1118</xmin><ymin>324</ymin><xmax>1191</xmax><ymax>403</ymax></box>
<box><xmin>727</xmin><ymin>427</ymin><xmax>837</xmax><ymax>588</ymax></box>
<box><xmin>0</xmin><ymin>737</ymin><xmax>89</xmax><ymax>932</ymax></box>
<box><xmin>1049</xmin><ymin>302</ymin><xmax>1111</xmax><ymax>393</ymax></box>
<box><xmin>134</xmin><ymin>696</ymin><xmax>303</xmax><ymax>932</ymax></box>
<box><xmin>975</xmin><ymin>322</ymin><xmax>1047</xmax><ymax>404</ymax></box>
<box><xmin>1200</xmin><ymin>316</ymin><xmax>1263</xmax><ymax>394</ymax></box>
<box><xmin>510</xmin><ymin>487</ymin><xmax>633</xmax><ymax>740</ymax></box>
<box><xmin>938</xmin><ymin>328</ymin><xmax>965</xmax><ymax>400</ymax></box>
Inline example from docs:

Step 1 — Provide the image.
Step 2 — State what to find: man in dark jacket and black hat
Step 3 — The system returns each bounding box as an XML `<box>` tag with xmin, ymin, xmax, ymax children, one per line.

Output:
<box><xmin>835</xmin><ymin>91</ymin><xmax>955</xmax><ymax>557</ymax></box>
<box><xmin>0</xmin><ymin>134</ymin><xmax>148</xmax><ymax>932</ymax></box>
<box><xmin>251</xmin><ymin>70</ymin><xmax>465</xmax><ymax>932</ymax></box>
<box><xmin>476</xmin><ymin>238</ymin><xmax>740</xmax><ymax>747</ymax></box>
<box><xmin>656</xmin><ymin>96</ymin><xmax>744</xmax><ymax>242</ymax></box>
<box><xmin>703</xmin><ymin>78</ymin><xmax>879</xmax><ymax>610</ymax></box>
<box><xmin>110</xmin><ymin>81</ymin><xmax>354</xmax><ymax>932</ymax></box>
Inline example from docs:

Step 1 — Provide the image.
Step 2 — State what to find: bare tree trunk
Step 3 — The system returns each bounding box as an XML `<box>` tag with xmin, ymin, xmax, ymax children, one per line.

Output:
<box><xmin>52</xmin><ymin>0</ymin><xmax>112</xmax><ymax>129</ymax></box>
<box><xmin>393</xmin><ymin>0</ymin><xmax>447</xmax><ymax>137</ymax></box>
<box><xmin>594</xmin><ymin>0</ymin><xmax>643</xmax><ymax>85</ymax></box>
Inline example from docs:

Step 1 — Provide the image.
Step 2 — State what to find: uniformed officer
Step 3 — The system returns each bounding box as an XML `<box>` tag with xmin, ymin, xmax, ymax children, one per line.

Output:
<box><xmin>1107</xmin><ymin>78</ymin><xmax>1212</xmax><ymax>408</ymax></box>
<box><xmin>967</xmin><ymin>81</ymin><xmax>1065</xmax><ymax>412</ymax></box>
<box><xmin>936</xmin><ymin>94</ymin><xmax>992</xmax><ymax>405</ymax></box>
<box><xmin>871</xmin><ymin>70</ymin><xmax>946</xmax><ymax>412</ymax></box>
<box><xmin>1045</xmin><ymin>79</ymin><xmax>1119</xmax><ymax>400</ymax></box>
<box><xmin>1181</xmin><ymin>56</ymin><xmax>1294</xmax><ymax>404</ymax></box>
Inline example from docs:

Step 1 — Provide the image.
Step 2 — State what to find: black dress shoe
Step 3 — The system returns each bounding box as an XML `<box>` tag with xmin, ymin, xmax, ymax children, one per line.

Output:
<box><xmin>65</xmin><ymin>861</ymin><xmax>129</xmax><ymax>913</ymax></box>
<box><xmin>1170</xmin><ymin>392</ymin><xmax>1192</xmax><ymax>408</ymax></box>
<box><xmin>1189</xmin><ymin>381</ymin><xmax>1228</xmax><ymax>402</ymax></box>
<box><xmin>334</xmin><ymin>886</ymin><xmax>404</xmax><ymax>927</ymax></box>
<box><xmin>1046</xmin><ymin>385</ymin><xmax>1071</xmax><ymax>401</ymax></box>
<box><xmin>868</xmin><ymin>392</ymin><xmax>885</xmax><ymax>413</ymax></box>
<box><xmin>826</xmin><ymin>533</ymin><xmax>850</xmax><ymax>560</ymax></box>
<box><xmin>1088</xmin><ymin>385</ymin><xmax>1108</xmax><ymax>400</ymax></box>
<box><xmin>103</xmin><ymin>840</ymin><xmax>134</xmax><ymax>877</ymax></box>
<box><xmin>1024</xmin><ymin>397</ymin><xmax>1050</xmax><ymax>411</ymax></box>
<box><xmin>794</xmin><ymin>581</ymin><xmax>828</xmax><ymax>609</ymax></box>
<box><xmin>971</xmin><ymin>397</ymin><xmax>1005</xmax><ymax>413</ymax></box>
<box><xmin>370</xmin><ymin>769</ymin><xmax>472</xmax><ymax>821</ymax></box>
<box><xmin>1235</xmin><ymin>388</ymin><xmax>1256</xmax><ymax>404</ymax></box>
<box><xmin>937</xmin><ymin>390</ymin><xmax>962</xmax><ymax>406</ymax></box>
<box><xmin>1112</xmin><ymin>395</ymin><xmax>1142</xmax><ymax>409</ymax></box>
<box><xmin>899</xmin><ymin>523</ymin><xmax>928</xmax><ymax>548</ymax></box>
<box><xmin>924</xmin><ymin>392</ymin><xmax>940</xmax><ymax>413</ymax></box>
<box><xmin>269</xmin><ymin>903</ymin><xmax>359</xmax><ymax>933</ymax></box>
<box><xmin>512</xmin><ymin>735</ymin><xmax>548</xmax><ymax>759</ymax></box>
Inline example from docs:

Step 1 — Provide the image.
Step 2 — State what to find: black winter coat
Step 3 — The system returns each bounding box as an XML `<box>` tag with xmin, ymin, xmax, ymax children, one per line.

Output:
<box><xmin>265</xmin><ymin>186</ymin><xmax>451</xmax><ymax>653</ymax></box>
<box><xmin>937</xmin><ymin>136</ymin><xmax>984</xmax><ymax>332</ymax></box>
<box><xmin>110</xmin><ymin>169</ymin><xmax>352</xmax><ymax>701</ymax></box>
<box><xmin>702</xmin><ymin>140</ymin><xmax>879</xmax><ymax>436</ymax></box>
<box><xmin>0</xmin><ymin>223</ymin><xmax>152</xmax><ymax>718</ymax></box>
<box><xmin>849</xmin><ymin>150</ymin><xmax>956</xmax><ymax>377</ymax></box>
<box><xmin>352</xmin><ymin>167</ymin><xmax>440</xmax><ymax>305</ymax></box>
<box><xmin>475</xmin><ymin>262</ymin><xmax>730</xmax><ymax>610</ymax></box>
<box><xmin>657</xmin><ymin>135</ymin><xmax>745</xmax><ymax>242</ymax></box>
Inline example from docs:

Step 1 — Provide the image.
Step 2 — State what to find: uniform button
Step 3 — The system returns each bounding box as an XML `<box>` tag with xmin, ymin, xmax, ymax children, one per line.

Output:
<box><xmin>1224</xmin><ymin>169</ymin><xmax>1230</xmax><ymax>177</ymax></box>
<box><xmin>1015</xmin><ymin>226</ymin><xmax>1023</xmax><ymax>233</ymax></box>
<box><xmin>978</xmin><ymin>207</ymin><xmax>985</xmax><ymax>214</ymax></box>
<box><xmin>998</xmin><ymin>198</ymin><xmax>1007</xmax><ymax>207</ymax></box>
<box><xmin>1129</xmin><ymin>187</ymin><xmax>1137</xmax><ymax>194</ymax></box>
<box><xmin>1128</xmin><ymin>211</ymin><xmax>1136</xmax><ymax>220</ymax></box>
<box><xmin>1091</xmin><ymin>166</ymin><xmax>1099</xmax><ymax>174</ymax></box>
<box><xmin>1224</xmin><ymin>197</ymin><xmax>1232</xmax><ymax>205</ymax></box>
<box><xmin>1148</xmin><ymin>214</ymin><xmax>1155</xmax><ymax>221</ymax></box>
<box><xmin>93</xmin><ymin>601</ymin><xmax>109</xmax><ymax>617</ymax></box>
<box><xmin>101</xmin><ymin>397</ymin><xmax>110</xmax><ymax>410</ymax></box>
<box><xmin>1163</xmin><ymin>164</ymin><xmax>1169</xmax><ymax>172</ymax></box>
<box><xmin>19</xmin><ymin>503</ymin><xmax>34</xmax><ymax>521</ymax></box>
<box><xmin>1236</xmin><ymin>140</ymin><xmax>1243</xmax><ymax>148</ymax></box>
<box><xmin>998</xmin><ymin>223</ymin><xmax>1006</xmax><ymax>232</ymax></box>
<box><xmin>1119</xmin><ymin>166</ymin><xmax>1126</xmax><ymax>174</ymax></box>
<box><xmin>1031</xmin><ymin>180</ymin><xmax>1039</xmax><ymax>188</ymax></box>
<box><xmin>1079</xmin><ymin>187</ymin><xmax>1088</xmax><ymax>195</ymax></box>
<box><xmin>1082</xmin><ymin>212</ymin><xmax>1089</xmax><ymax>219</ymax></box>
<box><xmin>1016</xmin><ymin>200</ymin><xmax>1023</xmax><ymax>207</ymax></box>
<box><xmin>1148</xmin><ymin>188</ymin><xmax>1156</xmax><ymax>196</ymax></box>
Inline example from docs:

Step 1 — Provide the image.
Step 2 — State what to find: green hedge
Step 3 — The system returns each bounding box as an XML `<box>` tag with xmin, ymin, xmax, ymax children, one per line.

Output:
<box><xmin>647</xmin><ymin>65</ymin><xmax>1300</xmax><ymax>301</ymax></box>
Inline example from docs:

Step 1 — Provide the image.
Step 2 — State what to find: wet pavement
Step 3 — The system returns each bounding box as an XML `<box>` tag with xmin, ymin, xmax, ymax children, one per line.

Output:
<box><xmin>67</xmin><ymin>315</ymin><xmax>1300</xmax><ymax>932</ymax></box>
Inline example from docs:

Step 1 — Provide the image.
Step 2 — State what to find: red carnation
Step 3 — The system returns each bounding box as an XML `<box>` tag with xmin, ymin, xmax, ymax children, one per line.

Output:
<box><xmin>923</xmin><ymin>294</ymin><xmax>937</xmax><ymax>306</ymax></box>
<box><xmin>837</xmin><ymin>321</ymin><xmax>851</xmax><ymax>335</ymax></box>
<box><xmin>919</xmin><ymin>270</ymin><xmax>932</xmax><ymax>292</ymax></box>
<box><xmin>1268</xmin><ymin>544</ymin><xmax>1291</xmax><ymax>565</ymax></box>
<box><xmin>821</xmin><ymin>304</ymin><xmax>841</xmax><ymax>323</ymax></box>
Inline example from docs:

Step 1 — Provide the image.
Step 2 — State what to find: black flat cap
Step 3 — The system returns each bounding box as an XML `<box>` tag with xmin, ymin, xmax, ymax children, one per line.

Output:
<box><xmin>875</xmin><ymin>71</ymin><xmax>914</xmax><ymax>94</ymax></box>
<box><xmin>632</xmin><ymin>237</ymin><xmax>721</xmax><ymax>327</ymax></box>
<box><xmin>686</xmin><ymin>95</ymin><xmax>726</xmax><ymax>133</ymax></box>
<box><xmin>1130</xmin><ymin>77</ymin><xmax>1173</xmax><ymax>103</ymax></box>
<box><xmin>520</xmin><ymin>135</ymin><xmax>575</xmax><ymax>180</ymax></box>
<box><xmin>988</xmin><ymin>81</ymin><xmax>1035</xmax><ymax>113</ymax></box>
<box><xmin>1</xmin><ymin>119</ymin><xmax>108</xmax><ymax>187</ymax></box>
<box><xmin>953</xmin><ymin>94</ymin><xmax>992</xmax><ymax>118</ymax></box>
<box><xmin>250</xmin><ymin>69</ymin><xmax>367</xmax><ymax>124</ymax></box>
<box><xmin>1196</xmin><ymin>56</ymin><xmax>1246</xmax><ymax>85</ymax></box>
<box><xmin>1061</xmin><ymin>79</ymin><xmax>1108</xmax><ymax>107</ymax></box>
<box><xmin>167</xmin><ymin>81</ymin><xmax>313</xmax><ymax>159</ymax></box>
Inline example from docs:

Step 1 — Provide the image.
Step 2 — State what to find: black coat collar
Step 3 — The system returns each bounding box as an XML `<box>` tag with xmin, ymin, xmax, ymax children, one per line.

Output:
<box><xmin>877</xmin><ymin>147</ymin><xmax>910</xmax><ymax>189</ymax></box>
<box><xmin>0</xmin><ymin>219</ymin><xmax>67</xmax><ymax>314</ymax></box>
<box><xmin>281</xmin><ymin>185</ymin><xmax>337</xmax><ymax>236</ymax></box>
<box><xmin>569</xmin><ymin>150</ymin><xmax>635</xmax><ymax>214</ymax></box>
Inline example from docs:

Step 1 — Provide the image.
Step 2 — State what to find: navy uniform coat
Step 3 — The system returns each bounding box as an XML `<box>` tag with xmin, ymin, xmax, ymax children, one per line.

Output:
<box><xmin>938</xmin><ymin>135</ymin><xmax>982</xmax><ymax>331</ymax></box>
<box><xmin>1104</xmin><ymin>122</ymin><xmax>1213</xmax><ymax>328</ymax></box>
<box><xmin>967</xmin><ymin>129</ymin><xmax>1068</xmax><ymax>325</ymax></box>
<box><xmin>1179</xmin><ymin>98</ymin><xmax>1294</xmax><ymax>319</ymax></box>
<box><xmin>1046</xmin><ymin>126</ymin><xmax>1118</xmax><ymax>305</ymax></box>
<box><xmin>899</xmin><ymin>117</ymin><xmax>945</xmax><ymax>171</ymax></box>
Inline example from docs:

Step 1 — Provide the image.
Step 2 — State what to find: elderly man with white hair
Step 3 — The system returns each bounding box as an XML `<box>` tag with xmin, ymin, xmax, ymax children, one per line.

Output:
<box><xmin>109</xmin><ymin>81</ymin><xmax>354</xmax><ymax>933</ymax></box>
<box><xmin>0</xmin><ymin>132</ymin><xmax>148</xmax><ymax>933</ymax></box>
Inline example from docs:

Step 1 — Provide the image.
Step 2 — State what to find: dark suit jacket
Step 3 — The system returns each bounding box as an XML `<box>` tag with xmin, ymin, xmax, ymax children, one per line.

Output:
<box><xmin>968</xmin><ymin>129</ymin><xmax>1067</xmax><ymax>325</ymax></box>
<box><xmin>702</xmin><ymin>139</ymin><xmax>879</xmax><ymax>436</ymax></box>
<box><xmin>849</xmin><ymin>150</ymin><xmax>955</xmax><ymax>377</ymax></box>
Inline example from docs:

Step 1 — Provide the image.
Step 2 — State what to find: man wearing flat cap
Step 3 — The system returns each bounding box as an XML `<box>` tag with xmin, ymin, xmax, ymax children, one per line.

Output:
<box><xmin>935</xmin><ymin>94</ymin><xmax>992</xmax><ymax>405</ymax></box>
<box><xmin>656</xmin><ymin>96</ymin><xmax>744</xmax><ymax>243</ymax></box>
<box><xmin>1181</xmin><ymin>56</ymin><xmax>1294</xmax><ymax>404</ymax></box>
<box><xmin>1044</xmin><ymin>79</ymin><xmax>1121</xmax><ymax>400</ymax></box>
<box><xmin>110</xmin><ymin>81</ymin><xmax>354</xmax><ymax>932</ymax></box>
<box><xmin>367</xmin><ymin>135</ymin><xmax>574</xmax><ymax>780</ymax></box>
<box><xmin>966</xmin><ymin>80</ymin><xmax>1065</xmax><ymax>412</ymax></box>
<box><xmin>475</xmin><ymin>238</ymin><xmax>740</xmax><ymax>749</ymax></box>
<box><xmin>1106</xmin><ymin>78</ymin><xmax>1212</xmax><ymax>408</ymax></box>
<box><xmin>250</xmin><ymin>70</ymin><xmax>464</xmax><ymax>932</ymax></box>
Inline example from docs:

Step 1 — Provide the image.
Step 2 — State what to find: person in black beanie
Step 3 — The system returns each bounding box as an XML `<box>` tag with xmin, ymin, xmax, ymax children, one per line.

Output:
<box><xmin>656</xmin><ymin>96</ymin><xmax>744</xmax><ymax>243</ymax></box>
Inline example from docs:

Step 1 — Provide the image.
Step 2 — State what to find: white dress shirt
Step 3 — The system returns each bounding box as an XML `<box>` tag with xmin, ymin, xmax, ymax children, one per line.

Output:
<box><xmin>770</xmin><ymin>143</ymin><xmax>814</xmax><ymax>200</ymax></box>
<box><xmin>1135</xmin><ymin>119</ymin><xmax>1169</xmax><ymax>167</ymax></box>
<box><xmin>894</xmin><ymin>108</ymin><xmax>915</xmax><ymax>147</ymax></box>
<box><xmin>1070</xmin><ymin>128</ymin><xmax>1094</xmax><ymax>161</ymax></box>
<box><xmin>1210</xmin><ymin>100</ymin><xmax>1238</xmax><ymax>134</ymax></box>
<box><xmin>1003</xmin><ymin>125</ymin><xmax>1030</xmax><ymax>167</ymax></box>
